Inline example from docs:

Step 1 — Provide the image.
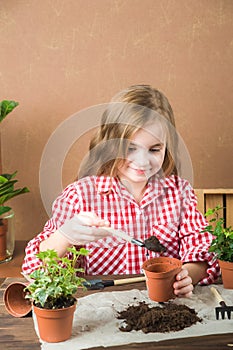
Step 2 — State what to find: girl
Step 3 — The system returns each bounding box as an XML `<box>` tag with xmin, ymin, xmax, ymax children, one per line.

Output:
<box><xmin>22</xmin><ymin>84</ymin><xmax>220</xmax><ymax>297</ymax></box>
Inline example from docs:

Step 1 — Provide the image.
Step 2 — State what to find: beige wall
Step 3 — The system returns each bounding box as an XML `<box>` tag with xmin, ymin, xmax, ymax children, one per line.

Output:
<box><xmin>0</xmin><ymin>0</ymin><xmax>233</xmax><ymax>240</ymax></box>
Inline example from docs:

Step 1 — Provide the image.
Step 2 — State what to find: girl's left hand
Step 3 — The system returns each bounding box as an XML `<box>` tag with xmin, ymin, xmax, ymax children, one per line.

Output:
<box><xmin>173</xmin><ymin>267</ymin><xmax>194</xmax><ymax>298</ymax></box>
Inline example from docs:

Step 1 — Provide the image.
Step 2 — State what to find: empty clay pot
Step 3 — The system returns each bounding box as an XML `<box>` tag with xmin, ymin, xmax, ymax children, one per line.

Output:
<box><xmin>142</xmin><ymin>256</ymin><xmax>182</xmax><ymax>302</ymax></box>
<box><xmin>4</xmin><ymin>282</ymin><xmax>32</xmax><ymax>317</ymax></box>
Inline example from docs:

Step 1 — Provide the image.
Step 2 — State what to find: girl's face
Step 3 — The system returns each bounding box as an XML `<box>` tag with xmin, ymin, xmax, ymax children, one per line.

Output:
<box><xmin>117</xmin><ymin>122</ymin><xmax>166</xmax><ymax>188</ymax></box>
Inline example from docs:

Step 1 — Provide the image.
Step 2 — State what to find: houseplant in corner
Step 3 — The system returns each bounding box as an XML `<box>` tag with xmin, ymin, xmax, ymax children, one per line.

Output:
<box><xmin>204</xmin><ymin>205</ymin><xmax>233</xmax><ymax>289</ymax></box>
<box><xmin>0</xmin><ymin>171</ymin><xmax>29</xmax><ymax>262</ymax></box>
<box><xmin>24</xmin><ymin>246</ymin><xmax>89</xmax><ymax>343</ymax></box>
<box><xmin>0</xmin><ymin>100</ymin><xmax>29</xmax><ymax>262</ymax></box>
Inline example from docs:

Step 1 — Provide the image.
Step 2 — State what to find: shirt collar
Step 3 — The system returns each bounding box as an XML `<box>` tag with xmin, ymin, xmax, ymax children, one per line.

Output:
<box><xmin>95</xmin><ymin>174</ymin><xmax>178</xmax><ymax>202</ymax></box>
<box><xmin>95</xmin><ymin>176</ymin><xmax>114</xmax><ymax>194</ymax></box>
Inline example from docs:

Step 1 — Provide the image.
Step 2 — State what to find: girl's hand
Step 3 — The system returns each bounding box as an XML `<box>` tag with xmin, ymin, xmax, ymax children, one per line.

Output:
<box><xmin>76</xmin><ymin>211</ymin><xmax>110</xmax><ymax>227</ymax></box>
<box><xmin>173</xmin><ymin>267</ymin><xmax>194</xmax><ymax>298</ymax></box>
<box><xmin>58</xmin><ymin>211</ymin><xmax>110</xmax><ymax>245</ymax></box>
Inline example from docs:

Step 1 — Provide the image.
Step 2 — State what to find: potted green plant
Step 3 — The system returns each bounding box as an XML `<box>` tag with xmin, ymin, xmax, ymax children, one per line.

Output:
<box><xmin>204</xmin><ymin>205</ymin><xmax>233</xmax><ymax>289</ymax></box>
<box><xmin>24</xmin><ymin>246</ymin><xmax>89</xmax><ymax>343</ymax></box>
<box><xmin>0</xmin><ymin>172</ymin><xmax>30</xmax><ymax>216</ymax></box>
<box><xmin>0</xmin><ymin>100</ymin><xmax>20</xmax><ymax>175</ymax></box>
<box><xmin>0</xmin><ymin>171</ymin><xmax>29</xmax><ymax>261</ymax></box>
<box><xmin>0</xmin><ymin>100</ymin><xmax>29</xmax><ymax>262</ymax></box>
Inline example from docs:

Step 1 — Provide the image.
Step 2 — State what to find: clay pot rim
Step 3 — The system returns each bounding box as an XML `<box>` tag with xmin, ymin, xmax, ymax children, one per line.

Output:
<box><xmin>218</xmin><ymin>259</ymin><xmax>233</xmax><ymax>266</ymax></box>
<box><xmin>142</xmin><ymin>256</ymin><xmax>182</xmax><ymax>271</ymax></box>
<box><xmin>143</xmin><ymin>266</ymin><xmax>182</xmax><ymax>279</ymax></box>
<box><xmin>32</xmin><ymin>299</ymin><xmax>77</xmax><ymax>312</ymax></box>
<box><xmin>4</xmin><ymin>281</ymin><xmax>32</xmax><ymax>318</ymax></box>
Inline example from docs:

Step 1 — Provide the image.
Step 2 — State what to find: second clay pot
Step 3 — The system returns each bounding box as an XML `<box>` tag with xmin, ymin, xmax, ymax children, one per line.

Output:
<box><xmin>142</xmin><ymin>256</ymin><xmax>182</xmax><ymax>302</ymax></box>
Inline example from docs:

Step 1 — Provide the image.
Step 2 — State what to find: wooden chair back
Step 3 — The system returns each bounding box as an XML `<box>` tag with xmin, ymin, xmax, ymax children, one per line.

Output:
<box><xmin>195</xmin><ymin>189</ymin><xmax>233</xmax><ymax>227</ymax></box>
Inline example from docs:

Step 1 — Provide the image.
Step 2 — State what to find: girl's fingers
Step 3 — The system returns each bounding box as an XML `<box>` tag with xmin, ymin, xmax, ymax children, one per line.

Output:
<box><xmin>176</xmin><ymin>267</ymin><xmax>189</xmax><ymax>281</ymax></box>
<box><xmin>174</xmin><ymin>274</ymin><xmax>192</xmax><ymax>289</ymax></box>
<box><xmin>173</xmin><ymin>268</ymin><xmax>193</xmax><ymax>298</ymax></box>
<box><xmin>173</xmin><ymin>282</ymin><xmax>193</xmax><ymax>296</ymax></box>
<box><xmin>78</xmin><ymin>211</ymin><xmax>109</xmax><ymax>227</ymax></box>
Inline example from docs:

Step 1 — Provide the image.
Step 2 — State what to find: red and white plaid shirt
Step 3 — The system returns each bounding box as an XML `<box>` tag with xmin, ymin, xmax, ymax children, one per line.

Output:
<box><xmin>22</xmin><ymin>175</ymin><xmax>220</xmax><ymax>284</ymax></box>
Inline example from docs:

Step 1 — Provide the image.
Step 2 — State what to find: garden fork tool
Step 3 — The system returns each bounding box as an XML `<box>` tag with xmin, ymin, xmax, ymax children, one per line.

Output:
<box><xmin>210</xmin><ymin>286</ymin><xmax>233</xmax><ymax>320</ymax></box>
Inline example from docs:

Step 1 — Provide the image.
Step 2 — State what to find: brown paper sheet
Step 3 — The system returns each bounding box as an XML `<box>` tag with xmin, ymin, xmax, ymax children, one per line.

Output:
<box><xmin>32</xmin><ymin>284</ymin><xmax>233</xmax><ymax>350</ymax></box>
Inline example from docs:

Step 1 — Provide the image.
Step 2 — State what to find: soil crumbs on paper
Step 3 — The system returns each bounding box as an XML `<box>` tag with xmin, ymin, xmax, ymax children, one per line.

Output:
<box><xmin>117</xmin><ymin>301</ymin><xmax>202</xmax><ymax>333</ymax></box>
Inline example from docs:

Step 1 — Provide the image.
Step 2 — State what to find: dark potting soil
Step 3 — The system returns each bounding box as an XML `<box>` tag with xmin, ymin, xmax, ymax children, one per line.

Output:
<box><xmin>144</xmin><ymin>236</ymin><xmax>166</xmax><ymax>252</ymax></box>
<box><xmin>117</xmin><ymin>301</ymin><xmax>202</xmax><ymax>333</ymax></box>
<box><xmin>34</xmin><ymin>296</ymin><xmax>76</xmax><ymax>309</ymax></box>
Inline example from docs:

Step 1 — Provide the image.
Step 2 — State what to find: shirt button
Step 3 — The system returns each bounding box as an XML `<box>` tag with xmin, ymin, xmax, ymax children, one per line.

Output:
<box><xmin>136</xmin><ymin>208</ymin><xmax>142</xmax><ymax>215</ymax></box>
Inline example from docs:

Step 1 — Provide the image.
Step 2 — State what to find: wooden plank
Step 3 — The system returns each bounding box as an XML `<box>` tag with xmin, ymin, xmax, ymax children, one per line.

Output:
<box><xmin>205</xmin><ymin>194</ymin><xmax>224</xmax><ymax>224</ymax></box>
<box><xmin>202</xmin><ymin>189</ymin><xmax>233</xmax><ymax>194</ymax></box>
<box><xmin>195</xmin><ymin>190</ymin><xmax>233</xmax><ymax>228</ymax></box>
<box><xmin>205</xmin><ymin>194</ymin><xmax>224</xmax><ymax>212</ymax></box>
<box><xmin>226</xmin><ymin>194</ymin><xmax>233</xmax><ymax>227</ymax></box>
<box><xmin>194</xmin><ymin>189</ymin><xmax>205</xmax><ymax>214</ymax></box>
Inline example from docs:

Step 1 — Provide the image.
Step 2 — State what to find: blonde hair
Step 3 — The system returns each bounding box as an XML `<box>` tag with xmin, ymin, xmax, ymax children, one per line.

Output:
<box><xmin>78</xmin><ymin>84</ymin><xmax>178</xmax><ymax>179</ymax></box>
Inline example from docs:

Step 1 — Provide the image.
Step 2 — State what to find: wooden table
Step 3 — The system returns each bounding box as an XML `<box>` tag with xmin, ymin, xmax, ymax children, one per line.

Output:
<box><xmin>1</xmin><ymin>276</ymin><xmax>233</xmax><ymax>350</ymax></box>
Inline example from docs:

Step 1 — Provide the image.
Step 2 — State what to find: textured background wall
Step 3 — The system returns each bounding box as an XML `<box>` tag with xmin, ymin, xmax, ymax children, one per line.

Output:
<box><xmin>0</xmin><ymin>0</ymin><xmax>233</xmax><ymax>240</ymax></box>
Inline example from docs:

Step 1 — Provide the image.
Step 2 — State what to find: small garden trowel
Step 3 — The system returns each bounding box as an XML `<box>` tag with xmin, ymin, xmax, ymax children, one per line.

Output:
<box><xmin>84</xmin><ymin>276</ymin><xmax>146</xmax><ymax>290</ymax></box>
<box><xmin>102</xmin><ymin>226</ymin><xmax>166</xmax><ymax>253</ymax></box>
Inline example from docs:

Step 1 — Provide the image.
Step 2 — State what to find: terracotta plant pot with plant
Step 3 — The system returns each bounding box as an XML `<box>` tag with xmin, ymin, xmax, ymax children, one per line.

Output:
<box><xmin>142</xmin><ymin>256</ymin><xmax>182</xmax><ymax>302</ymax></box>
<box><xmin>204</xmin><ymin>205</ymin><xmax>233</xmax><ymax>289</ymax></box>
<box><xmin>24</xmin><ymin>246</ymin><xmax>89</xmax><ymax>343</ymax></box>
<box><xmin>0</xmin><ymin>100</ymin><xmax>29</xmax><ymax>262</ymax></box>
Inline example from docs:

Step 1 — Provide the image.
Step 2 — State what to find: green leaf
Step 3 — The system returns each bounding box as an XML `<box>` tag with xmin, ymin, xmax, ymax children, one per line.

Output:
<box><xmin>206</xmin><ymin>204</ymin><xmax>233</xmax><ymax>262</ymax></box>
<box><xmin>0</xmin><ymin>172</ymin><xmax>17</xmax><ymax>181</ymax></box>
<box><xmin>0</xmin><ymin>100</ymin><xmax>19</xmax><ymax>123</ymax></box>
<box><xmin>35</xmin><ymin>288</ymin><xmax>49</xmax><ymax>307</ymax></box>
<box><xmin>0</xmin><ymin>205</ymin><xmax>11</xmax><ymax>216</ymax></box>
<box><xmin>26</xmin><ymin>247</ymin><xmax>89</xmax><ymax>308</ymax></box>
<box><xmin>0</xmin><ymin>176</ymin><xmax>9</xmax><ymax>184</ymax></box>
<box><xmin>0</xmin><ymin>187</ymin><xmax>30</xmax><ymax>205</ymax></box>
<box><xmin>0</xmin><ymin>180</ymin><xmax>17</xmax><ymax>195</ymax></box>
<box><xmin>0</xmin><ymin>171</ymin><xmax>29</xmax><ymax>210</ymax></box>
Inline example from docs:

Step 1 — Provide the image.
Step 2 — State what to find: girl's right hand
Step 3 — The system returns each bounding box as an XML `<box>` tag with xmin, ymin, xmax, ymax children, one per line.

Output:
<box><xmin>58</xmin><ymin>211</ymin><xmax>111</xmax><ymax>245</ymax></box>
<box><xmin>173</xmin><ymin>267</ymin><xmax>193</xmax><ymax>298</ymax></box>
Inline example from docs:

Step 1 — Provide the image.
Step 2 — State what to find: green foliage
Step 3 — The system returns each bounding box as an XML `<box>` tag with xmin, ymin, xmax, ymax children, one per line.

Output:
<box><xmin>0</xmin><ymin>100</ymin><xmax>29</xmax><ymax>215</ymax></box>
<box><xmin>25</xmin><ymin>247</ymin><xmax>89</xmax><ymax>309</ymax></box>
<box><xmin>0</xmin><ymin>100</ymin><xmax>19</xmax><ymax>123</ymax></box>
<box><xmin>0</xmin><ymin>172</ymin><xmax>29</xmax><ymax>215</ymax></box>
<box><xmin>204</xmin><ymin>205</ymin><xmax>233</xmax><ymax>262</ymax></box>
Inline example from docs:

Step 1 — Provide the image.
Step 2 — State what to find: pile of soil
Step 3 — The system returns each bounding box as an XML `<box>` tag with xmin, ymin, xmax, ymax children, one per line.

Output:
<box><xmin>117</xmin><ymin>301</ymin><xmax>202</xmax><ymax>333</ymax></box>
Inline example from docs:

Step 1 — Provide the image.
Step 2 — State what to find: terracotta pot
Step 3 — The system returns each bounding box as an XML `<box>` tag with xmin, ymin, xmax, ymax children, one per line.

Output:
<box><xmin>33</xmin><ymin>303</ymin><xmax>76</xmax><ymax>343</ymax></box>
<box><xmin>218</xmin><ymin>260</ymin><xmax>233</xmax><ymax>289</ymax></box>
<box><xmin>142</xmin><ymin>256</ymin><xmax>182</xmax><ymax>302</ymax></box>
<box><xmin>4</xmin><ymin>282</ymin><xmax>32</xmax><ymax>317</ymax></box>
